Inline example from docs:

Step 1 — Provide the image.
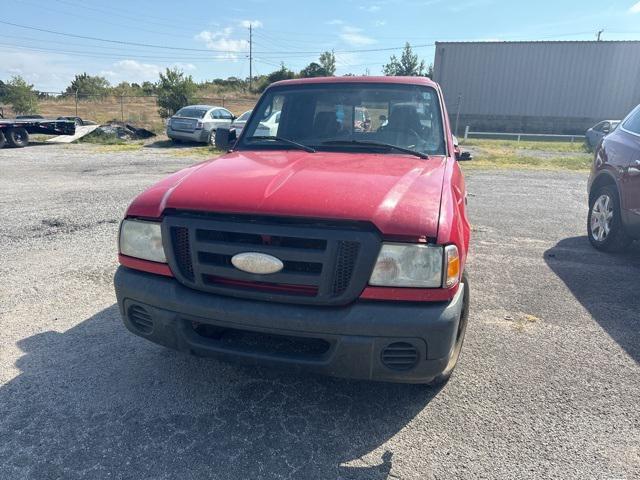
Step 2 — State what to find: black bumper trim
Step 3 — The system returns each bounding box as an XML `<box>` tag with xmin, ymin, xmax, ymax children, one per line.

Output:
<box><xmin>114</xmin><ymin>266</ymin><xmax>465</xmax><ymax>383</ymax></box>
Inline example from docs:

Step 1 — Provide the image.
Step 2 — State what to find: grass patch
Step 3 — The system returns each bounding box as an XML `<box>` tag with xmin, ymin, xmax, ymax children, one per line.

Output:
<box><xmin>171</xmin><ymin>146</ymin><xmax>224</xmax><ymax>158</ymax></box>
<box><xmin>460</xmin><ymin>139</ymin><xmax>592</xmax><ymax>171</ymax></box>
<box><xmin>78</xmin><ymin>130</ymin><xmax>128</xmax><ymax>145</ymax></box>
<box><xmin>93</xmin><ymin>143</ymin><xmax>145</xmax><ymax>153</ymax></box>
<box><xmin>462</xmin><ymin>138</ymin><xmax>588</xmax><ymax>153</ymax></box>
<box><xmin>143</xmin><ymin>139</ymin><xmax>224</xmax><ymax>158</ymax></box>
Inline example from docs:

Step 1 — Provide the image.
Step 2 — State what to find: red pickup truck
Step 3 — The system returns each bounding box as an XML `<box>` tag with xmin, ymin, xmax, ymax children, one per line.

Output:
<box><xmin>114</xmin><ymin>76</ymin><xmax>472</xmax><ymax>384</ymax></box>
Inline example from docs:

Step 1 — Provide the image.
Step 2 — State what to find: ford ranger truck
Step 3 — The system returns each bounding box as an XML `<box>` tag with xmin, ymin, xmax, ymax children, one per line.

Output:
<box><xmin>114</xmin><ymin>76</ymin><xmax>471</xmax><ymax>385</ymax></box>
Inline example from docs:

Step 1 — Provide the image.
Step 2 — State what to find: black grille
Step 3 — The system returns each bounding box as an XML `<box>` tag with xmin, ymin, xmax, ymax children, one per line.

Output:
<box><xmin>163</xmin><ymin>214</ymin><xmax>381</xmax><ymax>306</ymax></box>
<box><xmin>171</xmin><ymin>227</ymin><xmax>194</xmax><ymax>281</ymax></box>
<box><xmin>128</xmin><ymin>305</ymin><xmax>153</xmax><ymax>334</ymax></box>
<box><xmin>191</xmin><ymin>322</ymin><xmax>331</xmax><ymax>358</ymax></box>
<box><xmin>381</xmin><ymin>342</ymin><xmax>419</xmax><ymax>371</ymax></box>
<box><xmin>332</xmin><ymin>241</ymin><xmax>360</xmax><ymax>295</ymax></box>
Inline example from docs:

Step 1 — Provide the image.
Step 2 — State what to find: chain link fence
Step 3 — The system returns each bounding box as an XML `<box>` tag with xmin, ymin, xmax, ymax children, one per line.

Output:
<box><xmin>1</xmin><ymin>92</ymin><xmax>258</xmax><ymax>133</ymax></box>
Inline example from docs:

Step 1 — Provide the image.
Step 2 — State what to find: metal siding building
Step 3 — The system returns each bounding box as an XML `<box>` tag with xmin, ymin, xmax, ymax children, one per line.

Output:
<box><xmin>433</xmin><ymin>41</ymin><xmax>640</xmax><ymax>134</ymax></box>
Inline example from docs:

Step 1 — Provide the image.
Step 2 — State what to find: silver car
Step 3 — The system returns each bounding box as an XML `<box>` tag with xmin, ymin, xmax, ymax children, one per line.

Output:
<box><xmin>166</xmin><ymin>105</ymin><xmax>235</xmax><ymax>145</ymax></box>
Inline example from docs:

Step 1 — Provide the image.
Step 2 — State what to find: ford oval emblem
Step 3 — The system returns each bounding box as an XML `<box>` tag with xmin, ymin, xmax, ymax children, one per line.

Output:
<box><xmin>231</xmin><ymin>252</ymin><xmax>284</xmax><ymax>275</ymax></box>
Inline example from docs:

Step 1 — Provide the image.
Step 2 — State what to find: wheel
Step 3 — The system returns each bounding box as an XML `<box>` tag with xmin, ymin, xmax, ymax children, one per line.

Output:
<box><xmin>170</xmin><ymin>137</ymin><xmax>181</xmax><ymax>144</ymax></box>
<box><xmin>6</xmin><ymin>127</ymin><xmax>29</xmax><ymax>148</ymax></box>
<box><xmin>587</xmin><ymin>185</ymin><xmax>632</xmax><ymax>252</ymax></box>
<box><xmin>208</xmin><ymin>129</ymin><xmax>216</xmax><ymax>145</ymax></box>
<box><xmin>428</xmin><ymin>273</ymin><xmax>470</xmax><ymax>387</ymax></box>
<box><xmin>0</xmin><ymin>130</ymin><xmax>6</xmax><ymax>149</ymax></box>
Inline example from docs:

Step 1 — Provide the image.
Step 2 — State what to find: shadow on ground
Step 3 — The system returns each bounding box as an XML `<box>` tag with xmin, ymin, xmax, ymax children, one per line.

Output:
<box><xmin>1</xmin><ymin>305</ymin><xmax>438</xmax><ymax>479</ymax></box>
<box><xmin>545</xmin><ymin>236</ymin><xmax>640</xmax><ymax>363</ymax></box>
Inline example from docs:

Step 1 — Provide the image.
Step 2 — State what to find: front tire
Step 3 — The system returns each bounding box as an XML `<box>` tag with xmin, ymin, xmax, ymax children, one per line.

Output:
<box><xmin>588</xmin><ymin>185</ymin><xmax>631</xmax><ymax>252</ymax></box>
<box><xmin>428</xmin><ymin>273</ymin><xmax>470</xmax><ymax>387</ymax></box>
<box><xmin>6</xmin><ymin>127</ymin><xmax>29</xmax><ymax>148</ymax></box>
<box><xmin>208</xmin><ymin>129</ymin><xmax>216</xmax><ymax>145</ymax></box>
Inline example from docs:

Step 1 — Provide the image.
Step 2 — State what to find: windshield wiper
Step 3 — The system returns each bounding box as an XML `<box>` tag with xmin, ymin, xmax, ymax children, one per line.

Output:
<box><xmin>246</xmin><ymin>135</ymin><xmax>316</xmax><ymax>153</ymax></box>
<box><xmin>320</xmin><ymin>139</ymin><xmax>429</xmax><ymax>159</ymax></box>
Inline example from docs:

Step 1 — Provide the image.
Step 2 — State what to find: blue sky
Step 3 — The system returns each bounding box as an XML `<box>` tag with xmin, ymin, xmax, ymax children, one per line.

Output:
<box><xmin>2</xmin><ymin>0</ymin><xmax>640</xmax><ymax>91</ymax></box>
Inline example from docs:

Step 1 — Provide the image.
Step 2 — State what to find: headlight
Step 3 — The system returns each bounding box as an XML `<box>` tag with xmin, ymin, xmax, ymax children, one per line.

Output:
<box><xmin>369</xmin><ymin>243</ymin><xmax>443</xmax><ymax>288</ymax></box>
<box><xmin>369</xmin><ymin>243</ymin><xmax>461</xmax><ymax>288</ymax></box>
<box><xmin>119</xmin><ymin>219</ymin><xmax>166</xmax><ymax>263</ymax></box>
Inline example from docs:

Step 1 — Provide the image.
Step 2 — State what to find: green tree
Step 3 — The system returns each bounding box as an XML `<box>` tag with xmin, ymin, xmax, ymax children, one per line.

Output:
<box><xmin>5</xmin><ymin>76</ymin><xmax>39</xmax><ymax>115</ymax></box>
<box><xmin>141</xmin><ymin>81</ymin><xmax>156</xmax><ymax>95</ymax></box>
<box><xmin>257</xmin><ymin>63</ymin><xmax>295</xmax><ymax>91</ymax></box>
<box><xmin>319</xmin><ymin>50</ymin><xmax>337</xmax><ymax>76</ymax></box>
<box><xmin>267</xmin><ymin>63</ymin><xmax>295</xmax><ymax>83</ymax></box>
<box><xmin>299</xmin><ymin>62</ymin><xmax>327</xmax><ymax>78</ymax></box>
<box><xmin>156</xmin><ymin>67</ymin><xmax>197</xmax><ymax>118</ymax></box>
<box><xmin>425</xmin><ymin>63</ymin><xmax>434</xmax><ymax>79</ymax></box>
<box><xmin>66</xmin><ymin>73</ymin><xmax>111</xmax><ymax>96</ymax></box>
<box><xmin>383</xmin><ymin>43</ymin><xmax>427</xmax><ymax>76</ymax></box>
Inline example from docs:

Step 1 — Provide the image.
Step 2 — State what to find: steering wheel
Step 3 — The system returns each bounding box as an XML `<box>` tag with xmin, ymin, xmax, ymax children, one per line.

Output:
<box><xmin>380</xmin><ymin>126</ymin><xmax>423</xmax><ymax>147</ymax></box>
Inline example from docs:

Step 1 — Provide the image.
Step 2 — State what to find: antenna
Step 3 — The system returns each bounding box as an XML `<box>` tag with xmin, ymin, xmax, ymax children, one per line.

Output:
<box><xmin>596</xmin><ymin>29</ymin><xmax>604</xmax><ymax>41</ymax></box>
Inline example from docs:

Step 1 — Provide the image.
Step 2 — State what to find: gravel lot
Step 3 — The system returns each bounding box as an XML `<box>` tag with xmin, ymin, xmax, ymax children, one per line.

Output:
<box><xmin>1</xmin><ymin>143</ymin><xmax>638</xmax><ymax>479</ymax></box>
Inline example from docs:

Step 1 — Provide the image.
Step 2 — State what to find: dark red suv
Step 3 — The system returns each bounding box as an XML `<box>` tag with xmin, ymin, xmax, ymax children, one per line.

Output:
<box><xmin>588</xmin><ymin>104</ymin><xmax>640</xmax><ymax>251</ymax></box>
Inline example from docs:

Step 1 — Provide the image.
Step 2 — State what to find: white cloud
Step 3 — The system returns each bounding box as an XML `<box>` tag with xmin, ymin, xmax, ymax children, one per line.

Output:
<box><xmin>195</xmin><ymin>28</ymin><xmax>249</xmax><ymax>59</ymax></box>
<box><xmin>240</xmin><ymin>19</ymin><xmax>263</xmax><ymax>28</ymax></box>
<box><xmin>359</xmin><ymin>5</ymin><xmax>381</xmax><ymax>12</ymax></box>
<box><xmin>339</xmin><ymin>26</ymin><xmax>376</xmax><ymax>46</ymax></box>
<box><xmin>374</xmin><ymin>20</ymin><xmax>387</xmax><ymax>27</ymax></box>
<box><xmin>0</xmin><ymin>49</ymin><xmax>78</xmax><ymax>92</ymax></box>
<box><xmin>630</xmin><ymin>1</ymin><xmax>640</xmax><ymax>13</ymax></box>
<box><xmin>326</xmin><ymin>19</ymin><xmax>344</xmax><ymax>25</ymax></box>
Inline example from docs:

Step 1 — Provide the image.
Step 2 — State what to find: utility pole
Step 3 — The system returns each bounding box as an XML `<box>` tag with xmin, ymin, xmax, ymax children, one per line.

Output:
<box><xmin>249</xmin><ymin>24</ymin><xmax>253</xmax><ymax>92</ymax></box>
<box><xmin>597</xmin><ymin>29</ymin><xmax>604</xmax><ymax>41</ymax></box>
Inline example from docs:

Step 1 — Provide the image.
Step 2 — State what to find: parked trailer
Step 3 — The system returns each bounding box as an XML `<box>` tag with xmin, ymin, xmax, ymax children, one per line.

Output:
<box><xmin>0</xmin><ymin>118</ymin><xmax>76</xmax><ymax>149</ymax></box>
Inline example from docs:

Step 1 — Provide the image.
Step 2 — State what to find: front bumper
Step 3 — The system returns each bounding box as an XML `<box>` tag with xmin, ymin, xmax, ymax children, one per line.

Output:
<box><xmin>166</xmin><ymin>127</ymin><xmax>209</xmax><ymax>143</ymax></box>
<box><xmin>114</xmin><ymin>266</ymin><xmax>466</xmax><ymax>383</ymax></box>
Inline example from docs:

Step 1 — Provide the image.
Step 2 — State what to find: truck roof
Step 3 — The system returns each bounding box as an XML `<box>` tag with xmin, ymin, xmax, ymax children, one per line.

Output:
<box><xmin>270</xmin><ymin>76</ymin><xmax>438</xmax><ymax>88</ymax></box>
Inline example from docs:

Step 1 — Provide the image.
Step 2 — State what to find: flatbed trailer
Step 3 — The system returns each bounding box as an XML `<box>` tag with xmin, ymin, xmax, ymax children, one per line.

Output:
<box><xmin>0</xmin><ymin>118</ymin><xmax>76</xmax><ymax>149</ymax></box>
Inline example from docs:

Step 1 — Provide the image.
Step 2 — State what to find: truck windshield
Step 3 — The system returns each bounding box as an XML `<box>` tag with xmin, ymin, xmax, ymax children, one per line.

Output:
<box><xmin>238</xmin><ymin>83</ymin><xmax>446</xmax><ymax>156</ymax></box>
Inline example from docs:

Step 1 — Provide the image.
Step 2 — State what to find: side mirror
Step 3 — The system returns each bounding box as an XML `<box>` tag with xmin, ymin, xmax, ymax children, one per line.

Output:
<box><xmin>214</xmin><ymin>127</ymin><xmax>237</xmax><ymax>150</ymax></box>
<box><xmin>602</xmin><ymin>126</ymin><xmax>610</xmax><ymax>134</ymax></box>
<box><xmin>456</xmin><ymin>151</ymin><xmax>473</xmax><ymax>161</ymax></box>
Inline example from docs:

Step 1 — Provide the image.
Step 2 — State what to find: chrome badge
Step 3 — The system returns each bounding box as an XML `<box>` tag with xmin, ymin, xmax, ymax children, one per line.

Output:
<box><xmin>231</xmin><ymin>252</ymin><xmax>284</xmax><ymax>275</ymax></box>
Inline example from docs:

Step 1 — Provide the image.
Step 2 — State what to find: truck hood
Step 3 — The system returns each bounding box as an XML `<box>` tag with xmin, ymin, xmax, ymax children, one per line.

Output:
<box><xmin>127</xmin><ymin>150</ymin><xmax>447</xmax><ymax>239</ymax></box>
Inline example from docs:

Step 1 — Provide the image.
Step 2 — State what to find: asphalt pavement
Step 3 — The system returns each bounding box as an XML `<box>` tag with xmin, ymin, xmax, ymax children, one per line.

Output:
<box><xmin>1</xmin><ymin>144</ymin><xmax>638</xmax><ymax>479</ymax></box>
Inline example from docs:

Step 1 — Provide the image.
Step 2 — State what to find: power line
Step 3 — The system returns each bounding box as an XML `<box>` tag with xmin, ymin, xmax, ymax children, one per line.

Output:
<box><xmin>0</xmin><ymin>19</ymin><xmax>241</xmax><ymax>53</ymax></box>
<box><xmin>48</xmin><ymin>0</ymin><xmax>207</xmax><ymax>31</ymax></box>
<box><xmin>0</xmin><ymin>19</ymin><xmax>438</xmax><ymax>55</ymax></box>
<box><xmin>20</xmin><ymin>0</ymin><xmax>196</xmax><ymax>40</ymax></box>
<box><xmin>0</xmin><ymin>42</ymin><xmax>241</xmax><ymax>62</ymax></box>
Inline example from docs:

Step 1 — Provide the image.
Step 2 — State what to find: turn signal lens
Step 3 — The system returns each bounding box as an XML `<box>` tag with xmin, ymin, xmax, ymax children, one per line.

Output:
<box><xmin>444</xmin><ymin>245</ymin><xmax>460</xmax><ymax>288</ymax></box>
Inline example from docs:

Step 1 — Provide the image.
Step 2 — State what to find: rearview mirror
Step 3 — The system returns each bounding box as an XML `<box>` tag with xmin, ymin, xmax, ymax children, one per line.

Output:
<box><xmin>215</xmin><ymin>127</ymin><xmax>237</xmax><ymax>150</ymax></box>
<box><xmin>456</xmin><ymin>151</ymin><xmax>473</xmax><ymax>161</ymax></box>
